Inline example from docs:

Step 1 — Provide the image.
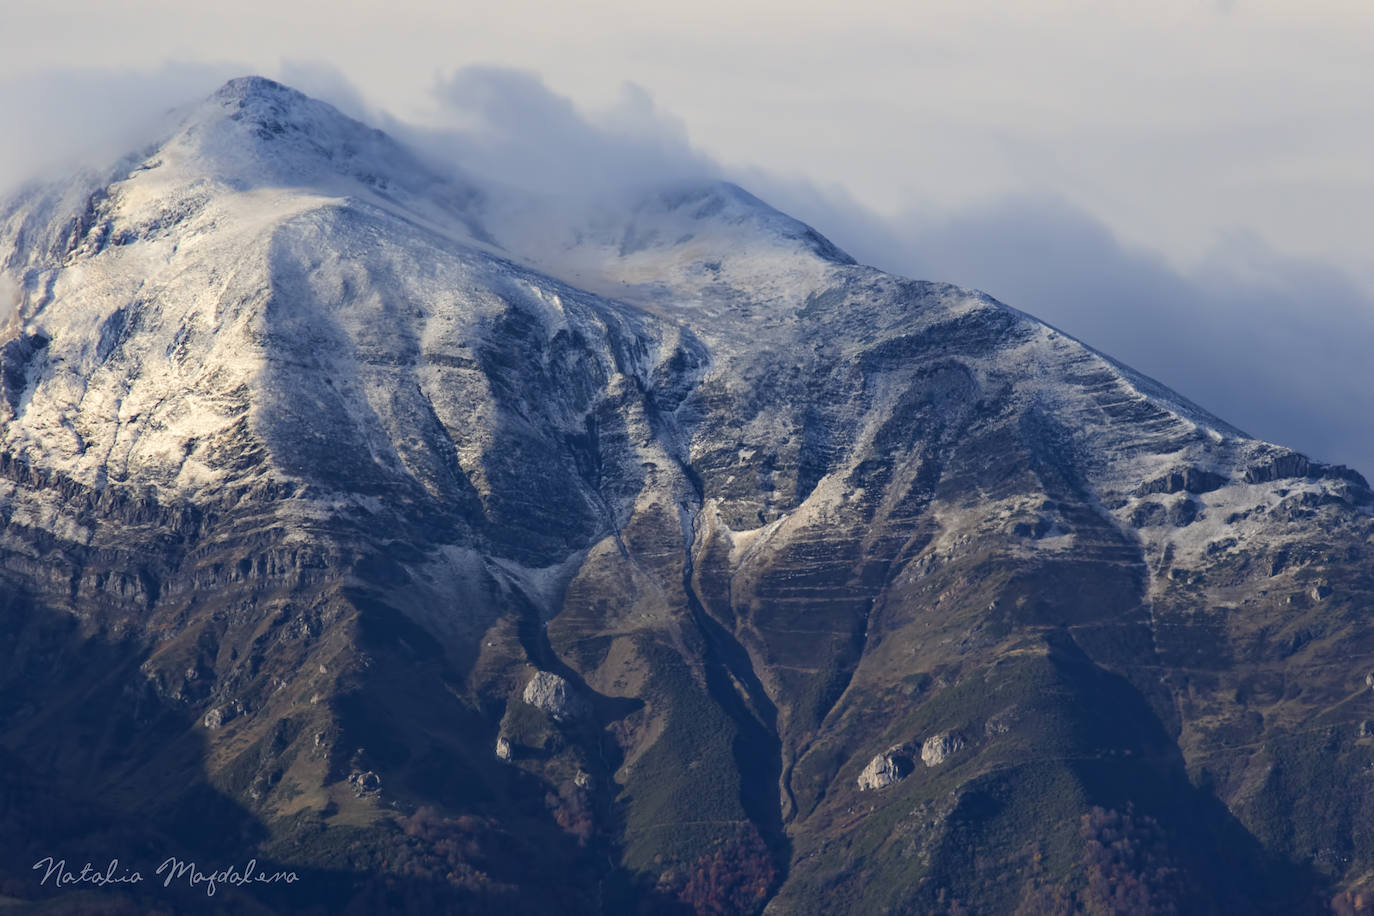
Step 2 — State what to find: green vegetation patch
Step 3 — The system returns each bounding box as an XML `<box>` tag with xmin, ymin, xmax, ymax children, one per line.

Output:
<box><xmin>616</xmin><ymin>642</ymin><xmax>748</xmax><ymax>872</ymax></box>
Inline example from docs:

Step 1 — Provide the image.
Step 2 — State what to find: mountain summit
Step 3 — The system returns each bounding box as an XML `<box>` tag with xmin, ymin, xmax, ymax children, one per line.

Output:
<box><xmin>1</xmin><ymin>78</ymin><xmax>1372</xmax><ymax>914</ymax></box>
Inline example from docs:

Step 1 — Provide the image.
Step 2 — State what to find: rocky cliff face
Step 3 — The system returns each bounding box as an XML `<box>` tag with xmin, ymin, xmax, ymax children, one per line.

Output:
<box><xmin>1</xmin><ymin>77</ymin><xmax>1372</xmax><ymax>914</ymax></box>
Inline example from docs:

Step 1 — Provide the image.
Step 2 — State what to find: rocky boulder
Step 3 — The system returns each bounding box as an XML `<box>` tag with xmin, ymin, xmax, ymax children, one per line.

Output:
<box><xmin>857</xmin><ymin>746</ymin><xmax>914</xmax><ymax>790</ymax></box>
<box><xmin>522</xmin><ymin>671</ymin><xmax>587</xmax><ymax>722</ymax></box>
<box><xmin>202</xmin><ymin>700</ymin><xmax>245</xmax><ymax>730</ymax></box>
<box><xmin>347</xmin><ymin>770</ymin><xmax>381</xmax><ymax>797</ymax></box>
<box><xmin>921</xmin><ymin>733</ymin><xmax>965</xmax><ymax>767</ymax></box>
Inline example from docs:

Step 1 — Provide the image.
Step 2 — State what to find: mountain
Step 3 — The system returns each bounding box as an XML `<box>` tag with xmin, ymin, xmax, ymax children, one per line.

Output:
<box><xmin>1</xmin><ymin>76</ymin><xmax>1372</xmax><ymax>914</ymax></box>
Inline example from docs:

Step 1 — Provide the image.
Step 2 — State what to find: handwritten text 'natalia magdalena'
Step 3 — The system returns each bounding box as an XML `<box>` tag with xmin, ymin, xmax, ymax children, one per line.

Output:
<box><xmin>33</xmin><ymin>856</ymin><xmax>299</xmax><ymax>897</ymax></box>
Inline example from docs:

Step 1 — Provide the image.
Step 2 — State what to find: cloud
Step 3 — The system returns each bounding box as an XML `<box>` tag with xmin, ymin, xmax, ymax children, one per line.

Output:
<box><xmin>0</xmin><ymin>58</ymin><xmax>400</xmax><ymax>196</ymax></box>
<box><xmin>274</xmin><ymin>59</ymin><xmax>378</xmax><ymax>125</ymax></box>
<box><xmin>0</xmin><ymin>62</ymin><xmax>242</xmax><ymax>193</ymax></box>
<box><xmin>415</xmin><ymin>66</ymin><xmax>718</xmax><ymax>195</ymax></box>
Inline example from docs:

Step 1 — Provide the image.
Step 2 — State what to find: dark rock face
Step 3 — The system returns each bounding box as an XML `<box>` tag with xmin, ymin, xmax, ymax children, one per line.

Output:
<box><xmin>1138</xmin><ymin>466</ymin><xmax>1229</xmax><ymax>496</ymax></box>
<box><xmin>1244</xmin><ymin>452</ymin><xmax>1312</xmax><ymax>484</ymax></box>
<box><xmin>1</xmin><ymin>79</ymin><xmax>1372</xmax><ymax>915</ymax></box>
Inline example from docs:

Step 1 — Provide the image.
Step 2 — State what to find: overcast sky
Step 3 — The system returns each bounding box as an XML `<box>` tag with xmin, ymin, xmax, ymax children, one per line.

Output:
<box><xmin>2</xmin><ymin>1</ymin><xmax>1372</xmax><ymax>475</ymax></box>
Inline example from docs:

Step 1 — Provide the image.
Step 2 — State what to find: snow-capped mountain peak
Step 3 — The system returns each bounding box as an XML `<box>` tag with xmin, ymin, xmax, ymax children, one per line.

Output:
<box><xmin>0</xmin><ymin>76</ymin><xmax>1364</xmax><ymax>525</ymax></box>
<box><xmin>175</xmin><ymin>76</ymin><xmax>430</xmax><ymax>191</ymax></box>
<box><xmin>3</xmin><ymin>77</ymin><xmax>1374</xmax><ymax>915</ymax></box>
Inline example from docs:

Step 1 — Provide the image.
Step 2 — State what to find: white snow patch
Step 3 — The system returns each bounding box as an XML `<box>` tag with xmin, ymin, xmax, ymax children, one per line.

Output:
<box><xmin>485</xmin><ymin>551</ymin><xmax>587</xmax><ymax>617</ymax></box>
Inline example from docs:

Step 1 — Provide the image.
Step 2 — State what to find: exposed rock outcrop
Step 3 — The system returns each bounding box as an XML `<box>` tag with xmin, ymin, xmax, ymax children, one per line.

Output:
<box><xmin>348</xmin><ymin>769</ymin><xmax>381</xmax><ymax>797</ymax></box>
<box><xmin>1138</xmin><ymin>467</ymin><xmax>1228</xmax><ymax>496</ymax></box>
<box><xmin>858</xmin><ymin>745</ymin><xmax>914</xmax><ymax>790</ymax></box>
<box><xmin>921</xmin><ymin>733</ymin><xmax>965</xmax><ymax>767</ymax></box>
<box><xmin>203</xmin><ymin>700</ymin><xmax>244</xmax><ymax>729</ymax></box>
<box><xmin>1244</xmin><ymin>453</ymin><xmax>1311</xmax><ymax>484</ymax></box>
<box><xmin>1170</xmin><ymin>497</ymin><xmax>1200</xmax><ymax>527</ymax></box>
<box><xmin>522</xmin><ymin>671</ymin><xmax>587</xmax><ymax>722</ymax></box>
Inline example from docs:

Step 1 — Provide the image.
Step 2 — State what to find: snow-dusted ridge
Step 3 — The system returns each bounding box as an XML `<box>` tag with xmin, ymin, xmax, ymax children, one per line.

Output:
<box><xmin>0</xmin><ymin>75</ymin><xmax>1365</xmax><ymax>542</ymax></box>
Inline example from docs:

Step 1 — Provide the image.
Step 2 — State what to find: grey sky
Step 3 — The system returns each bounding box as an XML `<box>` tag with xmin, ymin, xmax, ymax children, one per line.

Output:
<box><xmin>2</xmin><ymin>1</ymin><xmax>1372</xmax><ymax>474</ymax></box>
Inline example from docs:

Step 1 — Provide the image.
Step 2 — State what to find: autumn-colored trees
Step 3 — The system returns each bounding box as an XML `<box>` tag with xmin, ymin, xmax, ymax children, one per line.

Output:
<box><xmin>655</xmin><ymin>825</ymin><xmax>777</xmax><ymax>916</ymax></box>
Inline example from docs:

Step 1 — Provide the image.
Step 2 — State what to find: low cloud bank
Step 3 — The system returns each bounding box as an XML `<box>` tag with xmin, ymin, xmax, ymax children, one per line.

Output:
<box><xmin>417</xmin><ymin>66</ymin><xmax>717</xmax><ymax>196</ymax></box>
<box><xmin>0</xmin><ymin>63</ymin><xmax>239</xmax><ymax>188</ymax></box>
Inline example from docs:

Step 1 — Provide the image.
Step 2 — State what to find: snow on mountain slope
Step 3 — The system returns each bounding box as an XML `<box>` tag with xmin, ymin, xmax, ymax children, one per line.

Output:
<box><xmin>483</xmin><ymin>179</ymin><xmax>854</xmax><ymax>310</ymax></box>
<box><xmin>0</xmin><ymin>79</ymin><xmax>684</xmax><ymax>514</ymax></box>
<box><xmin>0</xmin><ymin>76</ymin><xmax>1365</xmax><ymax>569</ymax></box>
